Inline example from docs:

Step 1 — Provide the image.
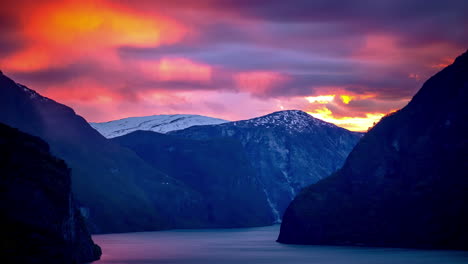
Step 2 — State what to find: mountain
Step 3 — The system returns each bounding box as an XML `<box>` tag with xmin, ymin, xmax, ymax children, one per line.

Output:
<box><xmin>0</xmin><ymin>71</ymin><xmax>211</xmax><ymax>233</ymax></box>
<box><xmin>112</xmin><ymin>131</ymin><xmax>273</xmax><ymax>227</ymax></box>
<box><xmin>0</xmin><ymin>122</ymin><xmax>101</xmax><ymax>263</ymax></box>
<box><xmin>171</xmin><ymin>110</ymin><xmax>362</xmax><ymax>221</ymax></box>
<box><xmin>90</xmin><ymin>114</ymin><xmax>228</xmax><ymax>138</ymax></box>
<box><xmin>277</xmin><ymin>50</ymin><xmax>468</xmax><ymax>249</ymax></box>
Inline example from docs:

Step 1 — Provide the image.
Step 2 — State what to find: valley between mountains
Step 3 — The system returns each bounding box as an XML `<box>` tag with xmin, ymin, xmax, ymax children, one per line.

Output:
<box><xmin>0</xmin><ymin>70</ymin><xmax>360</xmax><ymax>234</ymax></box>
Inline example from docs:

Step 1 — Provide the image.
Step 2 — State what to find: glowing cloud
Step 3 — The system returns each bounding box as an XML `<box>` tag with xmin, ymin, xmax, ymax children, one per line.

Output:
<box><xmin>141</xmin><ymin>58</ymin><xmax>212</xmax><ymax>83</ymax></box>
<box><xmin>29</xmin><ymin>2</ymin><xmax>186</xmax><ymax>47</ymax></box>
<box><xmin>305</xmin><ymin>95</ymin><xmax>335</xmax><ymax>104</ymax></box>
<box><xmin>302</xmin><ymin>92</ymin><xmax>396</xmax><ymax>131</ymax></box>
<box><xmin>308</xmin><ymin>107</ymin><xmax>385</xmax><ymax>132</ymax></box>
<box><xmin>41</xmin><ymin>78</ymin><xmax>123</xmax><ymax>104</ymax></box>
<box><xmin>340</xmin><ymin>95</ymin><xmax>353</xmax><ymax>104</ymax></box>
<box><xmin>235</xmin><ymin>71</ymin><xmax>287</xmax><ymax>95</ymax></box>
<box><xmin>2</xmin><ymin>48</ymin><xmax>52</xmax><ymax>72</ymax></box>
<box><xmin>1</xmin><ymin>1</ymin><xmax>188</xmax><ymax>73</ymax></box>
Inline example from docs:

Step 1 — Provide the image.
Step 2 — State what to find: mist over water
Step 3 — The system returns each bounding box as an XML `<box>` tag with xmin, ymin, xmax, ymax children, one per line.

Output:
<box><xmin>92</xmin><ymin>225</ymin><xmax>468</xmax><ymax>264</ymax></box>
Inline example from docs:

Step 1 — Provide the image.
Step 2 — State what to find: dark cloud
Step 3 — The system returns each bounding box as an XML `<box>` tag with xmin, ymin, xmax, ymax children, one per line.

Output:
<box><xmin>7</xmin><ymin>63</ymin><xmax>93</xmax><ymax>86</ymax></box>
<box><xmin>327</xmin><ymin>98</ymin><xmax>408</xmax><ymax>118</ymax></box>
<box><xmin>0</xmin><ymin>38</ymin><xmax>24</xmax><ymax>57</ymax></box>
<box><xmin>119</xmin><ymin>0</ymin><xmax>468</xmax><ymax>45</ymax></box>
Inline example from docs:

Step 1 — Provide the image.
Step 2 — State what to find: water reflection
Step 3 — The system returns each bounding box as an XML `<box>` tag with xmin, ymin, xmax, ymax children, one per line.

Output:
<box><xmin>93</xmin><ymin>225</ymin><xmax>468</xmax><ymax>264</ymax></box>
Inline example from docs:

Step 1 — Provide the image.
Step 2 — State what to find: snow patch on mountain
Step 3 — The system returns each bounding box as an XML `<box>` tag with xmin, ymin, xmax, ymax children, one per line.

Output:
<box><xmin>17</xmin><ymin>83</ymin><xmax>49</xmax><ymax>102</ymax></box>
<box><xmin>229</xmin><ymin>110</ymin><xmax>336</xmax><ymax>133</ymax></box>
<box><xmin>90</xmin><ymin>114</ymin><xmax>228</xmax><ymax>138</ymax></box>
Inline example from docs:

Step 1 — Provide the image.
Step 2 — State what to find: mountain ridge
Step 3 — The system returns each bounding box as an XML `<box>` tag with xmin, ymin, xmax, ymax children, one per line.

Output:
<box><xmin>90</xmin><ymin>114</ymin><xmax>228</xmax><ymax>138</ymax></box>
<box><xmin>229</xmin><ymin>110</ymin><xmax>339</xmax><ymax>132</ymax></box>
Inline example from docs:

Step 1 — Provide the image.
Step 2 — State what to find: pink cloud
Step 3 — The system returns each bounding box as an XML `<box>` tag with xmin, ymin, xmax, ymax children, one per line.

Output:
<box><xmin>234</xmin><ymin>71</ymin><xmax>288</xmax><ymax>96</ymax></box>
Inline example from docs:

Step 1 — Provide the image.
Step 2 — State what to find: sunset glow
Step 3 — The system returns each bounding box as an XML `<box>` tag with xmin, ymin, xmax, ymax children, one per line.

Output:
<box><xmin>1</xmin><ymin>0</ymin><xmax>466</xmax><ymax>131</ymax></box>
<box><xmin>235</xmin><ymin>71</ymin><xmax>288</xmax><ymax>95</ymax></box>
<box><xmin>305</xmin><ymin>95</ymin><xmax>336</xmax><ymax>104</ymax></box>
<box><xmin>308</xmin><ymin>108</ymin><xmax>385</xmax><ymax>132</ymax></box>
<box><xmin>29</xmin><ymin>2</ymin><xmax>186</xmax><ymax>47</ymax></box>
<box><xmin>142</xmin><ymin>58</ymin><xmax>212</xmax><ymax>83</ymax></box>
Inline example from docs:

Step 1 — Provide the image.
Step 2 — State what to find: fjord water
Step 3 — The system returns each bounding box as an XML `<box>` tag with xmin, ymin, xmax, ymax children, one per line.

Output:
<box><xmin>92</xmin><ymin>225</ymin><xmax>468</xmax><ymax>264</ymax></box>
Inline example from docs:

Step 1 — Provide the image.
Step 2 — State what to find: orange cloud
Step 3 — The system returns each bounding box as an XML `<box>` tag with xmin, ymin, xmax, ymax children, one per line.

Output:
<box><xmin>29</xmin><ymin>1</ymin><xmax>186</xmax><ymax>47</ymax></box>
<box><xmin>430</xmin><ymin>57</ymin><xmax>453</xmax><ymax>69</ymax></box>
<box><xmin>1</xmin><ymin>1</ymin><xmax>188</xmax><ymax>73</ymax></box>
<box><xmin>140</xmin><ymin>58</ymin><xmax>212</xmax><ymax>83</ymax></box>
<box><xmin>1</xmin><ymin>47</ymin><xmax>52</xmax><ymax>72</ymax></box>
<box><xmin>235</xmin><ymin>71</ymin><xmax>287</xmax><ymax>95</ymax></box>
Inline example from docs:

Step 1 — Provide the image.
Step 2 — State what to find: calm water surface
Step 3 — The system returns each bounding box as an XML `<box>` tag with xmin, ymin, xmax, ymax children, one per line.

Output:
<box><xmin>93</xmin><ymin>225</ymin><xmax>468</xmax><ymax>264</ymax></box>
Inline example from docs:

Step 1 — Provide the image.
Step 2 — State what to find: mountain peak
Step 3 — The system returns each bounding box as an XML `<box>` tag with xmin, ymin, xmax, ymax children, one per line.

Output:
<box><xmin>272</xmin><ymin>110</ymin><xmax>327</xmax><ymax>120</ymax></box>
<box><xmin>231</xmin><ymin>109</ymin><xmax>337</xmax><ymax>132</ymax></box>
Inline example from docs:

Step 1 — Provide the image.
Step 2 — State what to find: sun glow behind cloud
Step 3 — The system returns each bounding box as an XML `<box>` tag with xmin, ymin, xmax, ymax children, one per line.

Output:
<box><xmin>302</xmin><ymin>93</ymin><xmax>397</xmax><ymax>131</ymax></box>
<box><xmin>29</xmin><ymin>2</ymin><xmax>186</xmax><ymax>47</ymax></box>
<box><xmin>1</xmin><ymin>1</ymin><xmax>187</xmax><ymax>72</ymax></box>
<box><xmin>308</xmin><ymin>107</ymin><xmax>385</xmax><ymax>132</ymax></box>
<box><xmin>305</xmin><ymin>95</ymin><xmax>335</xmax><ymax>104</ymax></box>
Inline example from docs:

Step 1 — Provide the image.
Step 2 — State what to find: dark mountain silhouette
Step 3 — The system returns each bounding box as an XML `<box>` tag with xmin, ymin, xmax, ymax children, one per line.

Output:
<box><xmin>278</xmin><ymin>50</ymin><xmax>468</xmax><ymax>250</ymax></box>
<box><xmin>0</xmin><ymin>122</ymin><xmax>101</xmax><ymax>263</ymax></box>
<box><xmin>112</xmin><ymin>131</ymin><xmax>273</xmax><ymax>227</ymax></box>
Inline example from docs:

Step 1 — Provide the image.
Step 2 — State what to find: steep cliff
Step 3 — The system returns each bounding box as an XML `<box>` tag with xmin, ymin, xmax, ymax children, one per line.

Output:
<box><xmin>278</xmin><ymin>50</ymin><xmax>468</xmax><ymax>249</ymax></box>
<box><xmin>0</xmin><ymin>122</ymin><xmax>101</xmax><ymax>263</ymax></box>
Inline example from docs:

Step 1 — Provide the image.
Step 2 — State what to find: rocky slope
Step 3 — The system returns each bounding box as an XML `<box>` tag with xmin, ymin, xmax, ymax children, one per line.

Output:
<box><xmin>171</xmin><ymin>110</ymin><xmax>362</xmax><ymax>221</ymax></box>
<box><xmin>91</xmin><ymin>114</ymin><xmax>228</xmax><ymax>138</ymax></box>
<box><xmin>278</xmin><ymin>50</ymin><xmax>468</xmax><ymax>249</ymax></box>
<box><xmin>0</xmin><ymin>122</ymin><xmax>101</xmax><ymax>263</ymax></box>
<box><xmin>112</xmin><ymin>131</ymin><xmax>273</xmax><ymax>227</ymax></box>
<box><xmin>0</xmin><ymin>72</ymin><xmax>210</xmax><ymax>233</ymax></box>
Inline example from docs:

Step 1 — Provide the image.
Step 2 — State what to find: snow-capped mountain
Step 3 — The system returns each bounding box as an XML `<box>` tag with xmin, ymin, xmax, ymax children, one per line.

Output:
<box><xmin>231</xmin><ymin>110</ymin><xmax>336</xmax><ymax>132</ymax></box>
<box><xmin>170</xmin><ymin>110</ymin><xmax>362</xmax><ymax>222</ymax></box>
<box><xmin>90</xmin><ymin>114</ymin><xmax>228</xmax><ymax>138</ymax></box>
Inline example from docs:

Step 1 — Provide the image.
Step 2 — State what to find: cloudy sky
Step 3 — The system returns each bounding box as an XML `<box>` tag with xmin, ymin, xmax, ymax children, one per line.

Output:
<box><xmin>1</xmin><ymin>0</ymin><xmax>467</xmax><ymax>131</ymax></box>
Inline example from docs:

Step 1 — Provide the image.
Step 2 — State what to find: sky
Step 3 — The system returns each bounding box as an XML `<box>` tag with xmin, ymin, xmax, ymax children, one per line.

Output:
<box><xmin>1</xmin><ymin>0</ymin><xmax>467</xmax><ymax>131</ymax></box>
